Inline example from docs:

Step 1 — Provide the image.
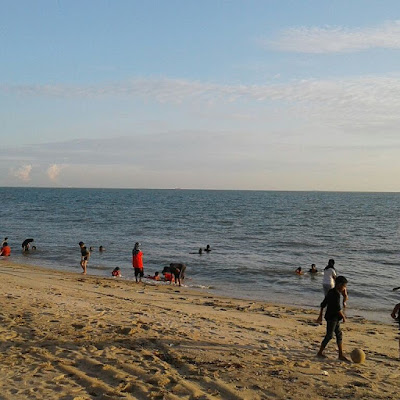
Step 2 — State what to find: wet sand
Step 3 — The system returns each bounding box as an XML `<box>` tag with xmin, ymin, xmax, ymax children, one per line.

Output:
<box><xmin>0</xmin><ymin>260</ymin><xmax>399</xmax><ymax>399</ymax></box>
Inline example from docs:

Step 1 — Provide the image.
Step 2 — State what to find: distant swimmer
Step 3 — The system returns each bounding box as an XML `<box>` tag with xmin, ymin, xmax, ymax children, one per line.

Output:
<box><xmin>309</xmin><ymin>264</ymin><xmax>318</xmax><ymax>274</ymax></box>
<box><xmin>99</xmin><ymin>245</ymin><xmax>105</xmax><ymax>252</ymax></box>
<box><xmin>32</xmin><ymin>246</ymin><xmax>37</xmax><ymax>251</ymax></box>
<box><xmin>204</xmin><ymin>245</ymin><xmax>211</xmax><ymax>253</ymax></box>
<box><xmin>189</xmin><ymin>248</ymin><xmax>203</xmax><ymax>254</ymax></box>
<box><xmin>295</xmin><ymin>267</ymin><xmax>304</xmax><ymax>275</ymax></box>
<box><xmin>79</xmin><ymin>241</ymin><xmax>90</xmax><ymax>275</ymax></box>
<box><xmin>89</xmin><ymin>246</ymin><xmax>94</xmax><ymax>252</ymax></box>
<box><xmin>112</xmin><ymin>267</ymin><xmax>121</xmax><ymax>277</ymax></box>
<box><xmin>0</xmin><ymin>242</ymin><xmax>11</xmax><ymax>257</ymax></box>
<box><xmin>22</xmin><ymin>238</ymin><xmax>34</xmax><ymax>252</ymax></box>
<box><xmin>132</xmin><ymin>242</ymin><xmax>144</xmax><ymax>283</ymax></box>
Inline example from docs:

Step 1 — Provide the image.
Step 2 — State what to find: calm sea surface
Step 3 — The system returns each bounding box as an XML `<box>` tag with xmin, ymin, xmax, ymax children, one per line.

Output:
<box><xmin>1</xmin><ymin>188</ymin><xmax>400</xmax><ymax>321</ymax></box>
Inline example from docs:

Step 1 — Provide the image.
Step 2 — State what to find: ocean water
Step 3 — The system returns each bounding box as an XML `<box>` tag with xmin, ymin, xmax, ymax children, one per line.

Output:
<box><xmin>1</xmin><ymin>187</ymin><xmax>400</xmax><ymax>321</ymax></box>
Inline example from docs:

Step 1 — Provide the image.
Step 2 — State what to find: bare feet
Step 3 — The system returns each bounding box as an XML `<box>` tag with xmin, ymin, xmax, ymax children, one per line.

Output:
<box><xmin>317</xmin><ymin>352</ymin><xmax>326</xmax><ymax>358</ymax></box>
<box><xmin>339</xmin><ymin>355</ymin><xmax>349</xmax><ymax>362</ymax></box>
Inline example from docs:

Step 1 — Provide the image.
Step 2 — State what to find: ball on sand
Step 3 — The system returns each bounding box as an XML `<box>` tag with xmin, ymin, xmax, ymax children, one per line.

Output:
<box><xmin>350</xmin><ymin>348</ymin><xmax>366</xmax><ymax>364</ymax></box>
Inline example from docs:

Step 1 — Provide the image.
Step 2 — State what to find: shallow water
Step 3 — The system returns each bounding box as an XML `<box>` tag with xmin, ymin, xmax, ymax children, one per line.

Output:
<box><xmin>1</xmin><ymin>187</ymin><xmax>400</xmax><ymax>321</ymax></box>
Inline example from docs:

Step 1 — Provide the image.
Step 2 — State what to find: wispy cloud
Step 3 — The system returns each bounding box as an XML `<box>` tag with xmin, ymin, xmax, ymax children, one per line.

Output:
<box><xmin>266</xmin><ymin>20</ymin><xmax>400</xmax><ymax>53</ymax></box>
<box><xmin>3</xmin><ymin>74</ymin><xmax>400</xmax><ymax>111</ymax></box>
<box><xmin>3</xmin><ymin>74</ymin><xmax>400</xmax><ymax>132</ymax></box>
<box><xmin>10</xmin><ymin>164</ymin><xmax>32</xmax><ymax>182</ymax></box>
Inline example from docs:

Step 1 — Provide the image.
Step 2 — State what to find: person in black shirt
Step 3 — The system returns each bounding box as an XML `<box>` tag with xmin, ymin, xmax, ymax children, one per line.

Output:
<box><xmin>79</xmin><ymin>241</ymin><xmax>90</xmax><ymax>275</ymax></box>
<box><xmin>167</xmin><ymin>263</ymin><xmax>186</xmax><ymax>286</ymax></box>
<box><xmin>316</xmin><ymin>275</ymin><xmax>348</xmax><ymax>361</ymax></box>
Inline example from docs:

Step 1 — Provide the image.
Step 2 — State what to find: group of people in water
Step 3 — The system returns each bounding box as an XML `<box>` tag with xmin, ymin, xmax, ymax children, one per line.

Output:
<box><xmin>78</xmin><ymin>240</ymin><xmax>191</xmax><ymax>287</ymax></box>
<box><xmin>0</xmin><ymin>237</ymin><xmax>37</xmax><ymax>256</ymax></box>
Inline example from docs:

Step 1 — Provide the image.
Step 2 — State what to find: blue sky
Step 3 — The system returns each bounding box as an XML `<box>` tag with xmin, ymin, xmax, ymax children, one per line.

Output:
<box><xmin>2</xmin><ymin>0</ymin><xmax>400</xmax><ymax>190</ymax></box>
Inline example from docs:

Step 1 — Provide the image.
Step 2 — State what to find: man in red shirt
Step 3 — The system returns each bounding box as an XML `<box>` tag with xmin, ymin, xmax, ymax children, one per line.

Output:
<box><xmin>0</xmin><ymin>242</ymin><xmax>11</xmax><ymax>257</ymax></box>
<box><xmin>132</xmin><ymin>242</ymin><xmax>144</xmax><ymax>283</ymax></box>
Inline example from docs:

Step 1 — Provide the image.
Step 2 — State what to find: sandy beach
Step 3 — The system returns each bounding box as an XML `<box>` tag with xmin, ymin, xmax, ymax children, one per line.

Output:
<box><xmin>0</xmin><ymin>261</ymin><xmax>399</xmax><ymax>400</ymax></box>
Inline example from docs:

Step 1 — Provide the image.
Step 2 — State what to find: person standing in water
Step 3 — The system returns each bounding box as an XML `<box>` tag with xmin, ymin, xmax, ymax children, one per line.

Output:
<box><xmin>322</xmin><ymin>259</ymin><xmax>348</xmax><ymax>307</ymax></box>
<box><xmin>79</xmin><ymin>241</ymin><xmax>90</xmax><ymax>275</ymax></box>
<box><xmin>322</xmin><ymin>259</ymin><xmax>337</xmax><ymax>295</ymax></box>
<box><xmin>132</xmin><ymin>242</ymin><xmax>144</xmax><ymax>283</ymax></box>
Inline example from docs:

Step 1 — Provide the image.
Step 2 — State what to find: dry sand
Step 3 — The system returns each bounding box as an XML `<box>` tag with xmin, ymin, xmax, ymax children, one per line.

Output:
<box><xmin>0</xmin><ymin>260</ymin><xmax>399</xmax><ymax>400</ymax></box>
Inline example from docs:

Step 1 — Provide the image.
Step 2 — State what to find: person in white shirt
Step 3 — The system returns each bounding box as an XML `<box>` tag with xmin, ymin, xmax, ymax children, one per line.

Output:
<box><xmin>322</xmin><ymin>259</ymin><xmax>337</xmax><ymax>295</ymax></box>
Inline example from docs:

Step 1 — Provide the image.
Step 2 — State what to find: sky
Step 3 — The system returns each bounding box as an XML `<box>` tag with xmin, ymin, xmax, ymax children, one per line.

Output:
<box><xmin>1</xmin><ymin>0</ymin><xmax>400</xmax><ymax>191</ymax></box>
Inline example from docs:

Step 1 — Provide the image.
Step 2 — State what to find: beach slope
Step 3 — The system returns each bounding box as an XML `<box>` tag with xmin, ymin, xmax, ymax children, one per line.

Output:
<box><xmin>0</xmin><ymin>262</ymin><xmax>398</xmax><ymax>399</ymax></box>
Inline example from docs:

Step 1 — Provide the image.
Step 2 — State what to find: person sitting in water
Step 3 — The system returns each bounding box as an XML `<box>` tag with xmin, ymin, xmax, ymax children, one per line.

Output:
<box><xmin>309</xmin><ymin>264</ymin><xmax>318</xmax><ymax>274</ymax></box>
<box><xmin>162</xmin><ymin>267</ymin><xmax>175</xmax><ymax>283</ymax></box>
<box><xmin>147</xmin><ymin>271</ymin><xmax>161</xmax><ymax>281</ymax></box>
<box><xmin>204</xmin><ymin>245</ymin><xmax>211</xmax><ymax>253</ymax></box>
<box><xmin>112</xmin><ymin>267</ymin><xmax>121</xmax><ymax>277</ymax></box>
<box><xmin>99</xmin><ymin>245</ymin><xmax>105</xmax><ymax>252</ymax></box>
<box><xmin>0</xmin><ymin>242</ymin><xmax>11</xmax><ymax>257</ymax></box>
<box><xmin>295</xmin><ymin>267</ymin><xmax>304</xmax><ymax>275</ymax></box>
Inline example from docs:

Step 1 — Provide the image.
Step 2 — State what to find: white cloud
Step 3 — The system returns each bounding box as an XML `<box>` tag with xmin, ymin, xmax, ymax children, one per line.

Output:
<box><xmin>266</xmin><ymin>20</ymin><xmax>400</xmax><ymax>53</ymax></box>
<box><xmin>11</xmin><ymin>164</ymin><xmax>32</xmax><ymax>182</ymax></box>
<box><xmin>47</xmin><ymin>164</ymin><xmax>62</xmax><ymax>181</ymax></box>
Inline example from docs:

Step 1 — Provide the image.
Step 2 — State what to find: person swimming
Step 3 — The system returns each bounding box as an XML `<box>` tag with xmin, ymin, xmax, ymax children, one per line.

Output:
<box><xmin>99</xmin><ymin>245</ymin><xmax>105</xmax><ymax>252</ymax></box>
<box><xmin>295</xmin><ymin>267</ymin><xmax>304</xmax><ymax>275</ymax></box>
<box><xmin>204</xmin><ymin>245</ymin><xmax>211</xmax><ymax>253</ymax></box>
<box><xmin>309</xmin><ymin>264</ymin><xmax>318</xmax><ymax>274</ymax></box>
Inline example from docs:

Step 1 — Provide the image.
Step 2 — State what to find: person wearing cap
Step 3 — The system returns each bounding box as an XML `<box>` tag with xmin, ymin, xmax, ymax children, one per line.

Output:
<box><xmin>132</xmin><ymin>242</ymin><xmax>144</xmax><ymax>283</ymax></box>
<box><xmin>79</xmin><ymin>241</ymin><xmax>90</xmax><ymax>275</ymax></box>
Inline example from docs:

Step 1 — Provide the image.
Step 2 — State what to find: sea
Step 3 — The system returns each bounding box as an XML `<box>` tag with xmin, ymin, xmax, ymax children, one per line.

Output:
<box><xmin>1</xmin><ymin>187</ymin><xmax>400</xmax><ymax>322</ymax></box>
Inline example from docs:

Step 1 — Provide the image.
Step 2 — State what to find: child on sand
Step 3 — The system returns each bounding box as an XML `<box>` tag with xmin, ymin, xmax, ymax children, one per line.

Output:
<box><xmin>316</xmin><ymin>275</ymin><xmax>349</xmax><ymax>361</ymax></box>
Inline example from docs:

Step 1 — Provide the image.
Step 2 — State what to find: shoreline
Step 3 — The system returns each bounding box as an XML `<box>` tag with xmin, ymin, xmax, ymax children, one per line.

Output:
<box><xmin>5</xmin><ymin>257</ymin><xmax>391</xmax><ymax>325</ymax></box>
<box><xmin>0</xmin><ymin>260</ymin><xmax>399</xmax><ymax>399</ymax></box>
